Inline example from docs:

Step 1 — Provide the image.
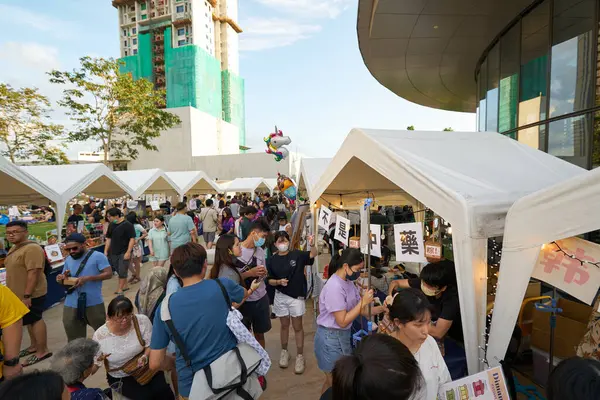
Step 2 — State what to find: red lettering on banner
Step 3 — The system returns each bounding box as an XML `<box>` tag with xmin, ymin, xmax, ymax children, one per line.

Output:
<box><xmin>540</xmin><ymin>247</ymin><xmax>595</xmax><ymax>285</ymax></box>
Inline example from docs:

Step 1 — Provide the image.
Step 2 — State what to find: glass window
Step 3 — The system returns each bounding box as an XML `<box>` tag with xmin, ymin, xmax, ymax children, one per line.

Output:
<box><xmin>132</xmin><ymin>38</ymin><xmax>137</xmax><ymax>45</ymax></box>
<box><xmin>486</xmin><ymin>44</ymin><xmax>500</xmax><ymax>132</ymax></box>
<box><xmin>177</xmin><ymin>5</ymin><xmax>185</xmax><ymax>12</ymax></box>
<box><xmin>178</xmin><ymin>40</ymin><xmax>186</xmax><ymax>46</ymax></box>
<box><xmin>518</xmin><ymin>122</ymin><xmax>546</xmax><ymax>150</ymax></box>
<box><xmin>593</xmin><ymin>113</ymin><xmax>600</xmax><ymax>168</ymax></box>
<box><xmin>478</xmin><ymin>60</ymin><xmax>487</xmax><ymax>131</ymax></box>
<box><xmin>518</xmin><ymin>0</ymin><xmax>549</xmax><ymax>145</ymax></box>
<box><xmin>133</xmin><ymin>49</ymin><xmax>138</xmax><ymax>55</ymax></box>
<box><xmin>548</xmin><ymin>114</ymin><xmax>590</xmax><ymax>167</ymax></box>
<box><xmin>178</xmin><ymin>28</ymin><xmax>185</xmax><ymax>36</ymax></box>
<box><xmin>549</xmin><ymin>0</ymin><xmax>595</xmax><ymax>117</ymax></box>
<box><xmin>499</xmin><ymin>21</ymin><xmax>520</xmax><ymax>133</ymax></box>
<box><xmin>141</xmin><ymin>2</ymin><xmax>147</xmax><ymax>10</ymax></box>
<box><xmin>132</xmin><ymin>28</ymin><xmax>136</xmax><ymax>34</ymax></box>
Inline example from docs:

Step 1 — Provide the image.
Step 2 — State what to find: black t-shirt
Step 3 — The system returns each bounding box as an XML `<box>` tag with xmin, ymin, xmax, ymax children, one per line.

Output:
<box><xmin>320</xmin><ymin>387</ymin><xmax>332</xmax><ymax>400</ymax></box>
<box><xmin>408</xmin><ymin>278</ymin><xmax>463</xmax><ymax>342</ymax></box>
<box><xmin>266</xmin><ymin>250</ymin><xmax>314</xmax><ymax>299</ymax></box>
<box><xmin>83</xmin><ymin>204</ymin><xmax>102</xmax><ymax>222</ymax></box>
<box><xmin>106</xmin><ymin>220</ymin><xmax>136</xmax><ymax>256</ymax></box>
<box><xmin>67</xmin><ymin>214</ymin><xmax>84</xmax><ymax>224</ymax></box>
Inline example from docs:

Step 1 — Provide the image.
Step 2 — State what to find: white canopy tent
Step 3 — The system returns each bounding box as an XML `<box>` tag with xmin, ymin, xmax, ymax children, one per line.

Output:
<box><xmin>165</xmin><ymin>171</ymin><xmax>222</xmax><ymax>198</ymax></box>
<box><xmin>265</xmin><ymin>179</ymin><xmax>278</xmax><ymax>193</ymax></box>
<box><xmin>114</xmin><ymin>169</ymin><xmax>180</xmax><ymax>199</ymax></box>
<box><xmin>22</xmin><ymin>163</ymin><xmax>134</xmax><ymax>237</ymax></box>
<box><xmin>223</xmin><ymin>178</ymin><xmax>273</xmax><ymax>194</ymax></box>
<box><xmin>311</xmin><ymin>128</ymin><xmax>585</xmax><ymax>374</ymax></box>
<box><xmin>487</xmin><ymin>168</ymin><xmax>600</xmax><ymax>367</ymax></box>
<box><xmin>297</xmin><ymin>158</ymin><xmax>331</xmax><ymax>204</ymax></box>
<box><xmin>0</xmin><ymin>156</ymin><xmax>56</xmax><ymax>205</ymax></box>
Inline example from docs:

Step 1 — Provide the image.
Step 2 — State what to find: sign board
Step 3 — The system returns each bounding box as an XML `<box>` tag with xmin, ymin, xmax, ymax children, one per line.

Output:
<box><xmin>150</xmin><ymin>201</ymin><xmax>160</xmax><ymax>211</ymax></box>
<box><xmin>318</xmin><ymin>205</ymin><xmax>332</xmax><ymax>231</ymax></box>
<box><xmin>361</xmin><ymin>224</ymin><xmax>382</xmax><ymax>258</ymax></box>
<box><xmin>394</xmin><ymin>222</ymin><xmax>426</xmax><ymax>263</ymax></box>
<box><xmin>425</xmin><ymin>240</ymin><xmax>442</xmax><ymax>260</ymax></box>
<box><xmin>333</xmin><ymin>215</ymin><xmax>351</xmax><ymax>246</ymax></box>
<box><xmin>437</xmin><ymin>366</ymin><xmax>509</xmax><ymax>400</ymax></box>
<box><xmin>44</xmin><ymin>244</ymin><xmax>64</xmax><ymax>264</ymax></box>
<box><xmin>349</xmin><ymin>237</ymin><xmax>360</xmax><ymax>249</ymax></box>
<box><xmin>533</xmin><ymin>237</ymin><xmax>600</xmax><ymax>305</ymax></box>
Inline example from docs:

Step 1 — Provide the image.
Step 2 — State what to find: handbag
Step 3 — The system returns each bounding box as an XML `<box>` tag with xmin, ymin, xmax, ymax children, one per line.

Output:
<box><xmin>161</xmin><ymin>279</ymin><xmax>267</xmax><ymax>399</ymax></box>
<box><xmin>104</xmin><ymin>315</ymin><xmax>157</xmax><ymax>385</ymax></box>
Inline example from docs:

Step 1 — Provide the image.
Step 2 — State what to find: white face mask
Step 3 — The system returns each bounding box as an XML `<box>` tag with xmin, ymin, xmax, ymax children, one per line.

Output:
<box><xmin>277</xmin><ymin>243</ymin><xmax>289</xmax><ymax>253</ymax></box>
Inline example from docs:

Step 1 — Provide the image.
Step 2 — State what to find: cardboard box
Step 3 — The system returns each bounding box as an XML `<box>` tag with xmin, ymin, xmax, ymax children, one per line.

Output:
<box><xmin>531</xmin><ymin>298</ymin><xmax>593</xmax><ymax>358</ymax></box>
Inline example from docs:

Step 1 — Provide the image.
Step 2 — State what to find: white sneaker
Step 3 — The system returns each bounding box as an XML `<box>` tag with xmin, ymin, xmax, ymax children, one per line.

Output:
<box><xmin>294</xmin><ymin>354</ymin><xmax>305</xmax><ymax>374</ymax></box>
<box><xmin>279</xmin><ymin>349</ymin><xmax>290</xmax><ymax>368</ymax></box>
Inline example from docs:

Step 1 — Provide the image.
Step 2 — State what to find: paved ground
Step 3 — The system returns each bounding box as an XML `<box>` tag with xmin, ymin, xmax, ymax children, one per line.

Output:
<box><xmin>20</xmin><ymin>260</ymin><xmax>325</xmax><ymax>400</ymax></box>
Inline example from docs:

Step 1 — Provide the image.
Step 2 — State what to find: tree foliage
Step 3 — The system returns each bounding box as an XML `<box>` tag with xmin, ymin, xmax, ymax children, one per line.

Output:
<box><xmin>407</xmin><ymin>125</ymin><xmax>415</xmax><ymax>130</ymax></box>
<box><xmin>0</xmin><ymin>84</ymin><xmax>68</xmax><ymax>164</ymax></box>
<box><xmin>48</xmin><ymin>57</ymin><xmax>181</xmax><ymax>163</ymax></box>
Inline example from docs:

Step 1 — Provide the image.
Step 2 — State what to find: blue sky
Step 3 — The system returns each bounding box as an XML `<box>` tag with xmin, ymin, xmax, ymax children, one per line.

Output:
<box><xmin>0</xmin><ymin>0</ymin><xmax>475</xmax><ymax>158</ymax></box>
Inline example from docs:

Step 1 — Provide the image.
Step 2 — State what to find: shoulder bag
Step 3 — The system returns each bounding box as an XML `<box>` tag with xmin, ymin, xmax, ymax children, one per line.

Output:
<box><xmin>104</xmin><ymin>315</ymin><xmax>157</xmax><ymax>385</ymax></box>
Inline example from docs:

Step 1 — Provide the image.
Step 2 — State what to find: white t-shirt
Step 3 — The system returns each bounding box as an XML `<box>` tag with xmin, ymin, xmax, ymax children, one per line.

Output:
<box><xmin>93</xmin><ymin>314</ymin><xmax>153</xmax><ymax>378</ymax></box>
<box><xmin>412</xmin><ymin>336</ymin><xmax>452</xmax><ymax>400</ymax></box>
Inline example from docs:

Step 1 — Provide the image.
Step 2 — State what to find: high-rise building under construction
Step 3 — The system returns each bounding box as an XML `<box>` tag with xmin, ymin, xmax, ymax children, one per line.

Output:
<box><xmin>111</xmin><ymin>0</ymin><xmax>245</xmax><ymax>160</ymax></box>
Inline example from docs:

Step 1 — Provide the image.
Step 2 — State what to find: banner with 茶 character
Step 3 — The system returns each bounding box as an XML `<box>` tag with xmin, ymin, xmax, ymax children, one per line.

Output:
<box><xmin>533</xmin><ymin>237</ymin><xmax>600</xmax><ymax>305</ymax></box>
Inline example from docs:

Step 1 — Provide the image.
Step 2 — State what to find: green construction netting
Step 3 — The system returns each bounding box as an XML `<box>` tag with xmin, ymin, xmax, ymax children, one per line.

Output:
<box><xmin>119</xmin><ymin>55</ymin><xmax>141</xmax><ymax>80</ymax></box>
<box><xmin>221</xmin><ymin>70</ymin><xmax>246</xmax><ymax>146</ymax></box>
<box><xmin>165</xmin><ymin>33</ymin><xmax>222</xmax><ymax>117</ymax></box>
<box><xmin>139</xmin><ymin>32</ymin><xmax>153</xmax><ymax>81</ymax></box>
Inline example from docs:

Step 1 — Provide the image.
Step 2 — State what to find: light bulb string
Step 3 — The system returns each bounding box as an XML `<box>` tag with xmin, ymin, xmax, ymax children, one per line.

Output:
<box><xmin>550</xmin><ymin>241</ymin><xmax>600</xmax><ymax>269</ymax></box>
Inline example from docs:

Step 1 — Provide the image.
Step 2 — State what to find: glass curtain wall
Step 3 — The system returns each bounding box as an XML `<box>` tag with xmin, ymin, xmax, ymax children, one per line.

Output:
<box><xmin>476</xmin><ymin>0</ymin><xmax>598</xmax><ymax>169</ymax></box>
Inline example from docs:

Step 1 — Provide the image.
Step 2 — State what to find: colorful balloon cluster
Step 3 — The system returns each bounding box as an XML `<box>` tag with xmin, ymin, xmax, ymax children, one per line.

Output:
<box><xmin>264</xmin><ymin>129</ymin><xmax>292</xmax><ymax>162</ymax></box>
<box><xmin>277</xmin><ymin>173</ymin><xmax>297</xmax><ymax>203</ymax></box>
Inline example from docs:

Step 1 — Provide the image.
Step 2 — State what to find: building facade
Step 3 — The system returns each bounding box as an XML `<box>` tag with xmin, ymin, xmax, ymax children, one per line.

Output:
<box><xmin>357</xmin><ymin>0</ymin><xmax>600</xmax><ymax>170</ymax></box>
<box><xmin>112</xmin><ymin>0</ymin><xmax>245</xmax><ymax>153</ymax></box>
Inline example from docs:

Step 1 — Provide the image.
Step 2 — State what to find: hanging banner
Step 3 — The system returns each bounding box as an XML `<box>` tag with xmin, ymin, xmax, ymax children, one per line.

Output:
<box><xmin>361</xmin><ymin>224</ymin><xmax>382</xmax><ymax>258</ymax></box>
<box><xmin>534</xmin><ymin>237</ymin><xmax>600</xmax><ymax>305</ymax></box>
<box><xmin>334</xmin><ymin>215</ymin><xmax>351</xmax><ymax>246</ymax></box>
<box><xmin>318</xmin><ymin>205</ymin><xmax>332</xmax><ymax>231</ymax></box>
<box><xmin>394</xmin><ymin>222</ymin><xmax>426</xmax><ymax>263</ymax></box>
<box><xmin>425</xmin><ymin>240</ymin><xmax>442</xmax><ymax>260</ymax></box>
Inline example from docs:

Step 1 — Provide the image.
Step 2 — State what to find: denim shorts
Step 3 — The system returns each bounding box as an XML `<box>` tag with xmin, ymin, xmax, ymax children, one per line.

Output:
<box><xmin>314</xmin><ymin>325</ymin><xmax>352</xmax><ymax>373</ymax></box>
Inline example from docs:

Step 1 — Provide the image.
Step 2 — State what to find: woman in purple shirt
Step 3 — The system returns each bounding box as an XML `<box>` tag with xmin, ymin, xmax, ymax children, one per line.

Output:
<box><xmin>220</xmin><ymin>208</ymin><xmax>235</xmax><ymax>235</ymax></box>
<box><xmin>314</xmin><ymin>248</ymin><xmax>385</xmax><ymax>395</ymax></box>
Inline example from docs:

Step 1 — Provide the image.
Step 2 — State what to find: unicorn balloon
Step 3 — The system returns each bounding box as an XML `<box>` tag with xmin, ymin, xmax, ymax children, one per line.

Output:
<box><xmin>265</xmin><ymin>128</ymin><xmax>292</xmax><ymax>162</ymax></box>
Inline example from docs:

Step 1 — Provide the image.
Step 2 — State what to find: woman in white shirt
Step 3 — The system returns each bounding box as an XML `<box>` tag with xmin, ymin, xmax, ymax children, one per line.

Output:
<box><xmin>386</xmin><ymin>289</ymin><xmax>451</xmax><ymax>400</ymax></box>
<box><xmin>93</xmin><ymin>296</ymin><xmax>174</xmax><ymax>400</ymax></box>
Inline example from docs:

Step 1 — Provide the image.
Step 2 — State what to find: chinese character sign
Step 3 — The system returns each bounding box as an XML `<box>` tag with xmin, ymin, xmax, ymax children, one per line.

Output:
<box><xmin>361</xmin><ymin>224</ymin><xmax>382</xmax><ymax>258</ymax></box>
<box><xmin>318</xmin><ymin>205</ymin><xmax>332</xmax><ymax>231</ymax></box>
<box><xmin>425</xmin><ymin>241</ymin><xmax>442</xmax><ymax>260</ymax></box>
<box><xmin>394</xmin><ymin>223</ymin><xmax>426</xmax><ymax>263</ymax></box>
<box><xmin>334</xmin><ymin>215</ymin><xmax>351</xmax><ymax>246</ymax></box>
<box><xmin>533</xmin><ymin>237</ymin><xmax>600</xmax><ymax>305</ymax></box>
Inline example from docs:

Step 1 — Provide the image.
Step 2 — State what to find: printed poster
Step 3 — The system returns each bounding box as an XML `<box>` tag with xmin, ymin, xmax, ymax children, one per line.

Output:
<box><xmin>44</xmin><ymin>244</ymin><xmax>64</xmax><ymax>264</ymax></box>
<box><xmin>394</xmin><ymin>222</ymin><xmax>427</xmax><ymax>263</ymax></box>
<box><xmin>150</xmin><ymin>201</ymin><xmax>160</xmax><ymax>211</ymax></box>
<box><xmin>333</xmin><ymin>215</ymin><xmax>351</xmax><ymax>246</ymax></box>
<box><xmin>318</xmin><ymin>205</ymin><xmax>332</xmax><ymax>231</ymax></box>
<box><xmin>437</xmin><ymin>366</ymin><xmax>509</xmax><ymax>400</ymax></box>
<box><xmin>533</xmin><ymin>237</ymin><xmax>600</xmax><ymax>305</ymax></box>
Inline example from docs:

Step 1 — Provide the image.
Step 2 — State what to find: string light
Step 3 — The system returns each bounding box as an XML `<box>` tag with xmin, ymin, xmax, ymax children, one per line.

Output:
<box><xmin>548</xmin><ymin>241</ymin><xmax>600</xmax><ymax>268</ymax></box>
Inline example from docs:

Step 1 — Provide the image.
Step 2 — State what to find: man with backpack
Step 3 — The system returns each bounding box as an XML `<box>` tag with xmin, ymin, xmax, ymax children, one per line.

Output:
<box><xmin>199</xmin><ymin>198</ymin><xmax>218</xmax><ymax>249</ymax></box>
<box><xmin>4</xmin><ymin>221</ymin><xmax>51</xmax><ymax>367</ymax></box>
<box><xmin>56</xmin><ymin>233</ymin><xmax>112</xmax><ymax>342</ymax></box>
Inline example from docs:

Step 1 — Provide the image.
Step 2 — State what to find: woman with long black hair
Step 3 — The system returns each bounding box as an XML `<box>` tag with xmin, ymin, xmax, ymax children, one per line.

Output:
<box><xmin>314</xmin><ymin>248</ymin><xmax>385</xmax><ymax>394</ymax></box>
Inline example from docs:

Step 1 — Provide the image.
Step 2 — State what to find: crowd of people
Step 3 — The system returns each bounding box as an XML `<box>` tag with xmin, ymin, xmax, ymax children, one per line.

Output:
<box><xmin>1</xmin><ymin>193</ymin><xmax>600</xmax><ymax>400</ymax></box>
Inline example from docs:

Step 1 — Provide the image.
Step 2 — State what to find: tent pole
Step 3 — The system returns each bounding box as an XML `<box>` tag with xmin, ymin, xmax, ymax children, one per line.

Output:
<box><xmin>366</xmin><ymin>198</ymin><xmax>371</xmax><ymax>324</ymax></box>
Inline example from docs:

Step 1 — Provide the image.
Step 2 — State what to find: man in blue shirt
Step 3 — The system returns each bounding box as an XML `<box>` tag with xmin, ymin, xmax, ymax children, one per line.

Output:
<box><xmin>149</xmin><ymin>242</ymin><xmax>244</xmax><ymax>399</ymax></box>
<box><xmin>56</xmin><ymin>233</ymin><xmax>112</xmax><ymax>342</ymax></box>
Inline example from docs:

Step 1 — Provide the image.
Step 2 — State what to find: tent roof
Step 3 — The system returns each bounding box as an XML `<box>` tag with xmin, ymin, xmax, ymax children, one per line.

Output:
<box><xmin>114</xmin><ymin>169</ymin><xmax>180</xmax><ymax>199</ymax></box>
<box><xmin>265</xmin><ymin>179</ymin><xmax>278</xmax><ymax>193</ymax></box>
<box><xmin>488</xmin><ymin>167</ymin><xmax>600</xmax><ymax>366</ymax></box>
<box><xmin>297</xmin><ymin>158</ymin><xmax>331</xmax><ymax>203</ymax></box>
<box><xmin>312</xmin><ymin>128</ymin><xmax>586</xmax><ymax>237</ymax></box>
<box><xmin>0</xmin><ymin>157</ymin><xmax>56</xmax><ymax>205</ymax></box>
<box><xmin>223</xmin><ymin>178</ymin><xmax>273</xmax><ymax>194</ymax></box>
<box><xmin>165</xmin><ymin>171</ymin><xmax>222</xmax><ymax>195</ymax></box>
<box><xmin>22</xmin><ymin>163</ymin><xmax>132</xmax><ymax>203</ymax></box>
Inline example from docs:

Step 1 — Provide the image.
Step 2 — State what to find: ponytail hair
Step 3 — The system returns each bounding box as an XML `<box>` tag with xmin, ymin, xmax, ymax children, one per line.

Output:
<box><xmin>332</xmin><ymin>333</ymin><xmax>423</xmax><ymax>400</ymax></box>
<box><xmin>328</xmin><ymin>248</ymin><xmax>364</xmax><ymax>275</ymax></box>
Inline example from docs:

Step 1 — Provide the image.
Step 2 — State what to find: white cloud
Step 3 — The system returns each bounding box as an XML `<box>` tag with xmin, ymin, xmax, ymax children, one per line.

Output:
<box><xmin>0</xmin><ymin>4</ymin><xmax>76</xmax><ymax>39</ymax></box>
<box><xmin>253</xmin><ymin>0</ymin><xmax>353</xmax><ymax>18</ymax></box>
<box><xmin>0</xmin><ymin>42</ymin><xmax>61</xmax><ymax>71</ymax></box>
<box><xmin>240</xmin><ymin>18</ymin><xmax>321</xmax><ymax>51</ymax></box>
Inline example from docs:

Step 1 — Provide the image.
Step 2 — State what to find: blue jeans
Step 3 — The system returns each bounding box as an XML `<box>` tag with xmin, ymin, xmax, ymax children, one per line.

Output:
<box><xmin>314</xmin><ymin>325</ymin><xmax>352</xmax><ymax>372</ymax></box>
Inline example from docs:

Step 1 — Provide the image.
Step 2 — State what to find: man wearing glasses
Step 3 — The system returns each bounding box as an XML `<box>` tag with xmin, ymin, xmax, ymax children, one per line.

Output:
<box><xmin>56</xmin><ymin>233</ymin><xmax>112</xmax><ymax>341</ymax></box>
<box><xmin>4</xmin><ymin>221</ymin><xmax>51</xmax><ymax>367</ymax></box>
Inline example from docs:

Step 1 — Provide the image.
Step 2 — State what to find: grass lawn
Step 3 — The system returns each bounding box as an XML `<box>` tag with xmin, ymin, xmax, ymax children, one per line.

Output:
<box><xmin>0</xmin><ymin>222</ymin><xmax>58</xmax><ymax>240</ymax></box>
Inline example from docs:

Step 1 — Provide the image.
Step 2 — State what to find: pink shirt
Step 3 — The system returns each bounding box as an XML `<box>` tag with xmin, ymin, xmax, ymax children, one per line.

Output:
<box><xmin>316</xmin><ymin>274</ymin><xmax>360</xmax><ymax>330</ymax></box>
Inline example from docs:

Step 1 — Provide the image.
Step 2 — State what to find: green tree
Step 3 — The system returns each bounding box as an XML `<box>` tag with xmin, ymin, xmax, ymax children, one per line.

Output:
<box><xmin>48</xmin><ymin>56</ymin><xmax>181</xmax><ymax>164</ymax></box>
<box><xmin>407</xmin><ymin>125</ymin><xmax>415</xmax><ymax>130</ymax></box>
<box><xmin>0</xmin><ymin>84</ymin><xmax>68</xmax><ymax>164</ymax></box>
<box><xmin>443</xmin><ymin>127</ymin><xmax>454</xmax><ymax>131</ymax></box>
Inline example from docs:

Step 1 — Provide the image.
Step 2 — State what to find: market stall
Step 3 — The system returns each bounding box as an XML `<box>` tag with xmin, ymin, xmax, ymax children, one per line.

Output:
<box><xmin>0</xmin><ymin>156</ymin><xmax>56</xmax><ymax>205</ymax></box>
<box><xmin>114</xmin><ymin>168</ymin><xmax>180</xmax><ymax>200</ymax></box>
<box><xmin>310</xmin><ymin>128</ymin><xmax>585</xmax><ymax>374</ymax></box>
<box><xmin>165</xmin><ymin>170</ymin><xmax>222</xmax><ymax>198</ymax></box>
<box><xmin>222</xmin><ymin>177</ymin><xmax>273</xmax><ymax>195</ymax></box>
<box><xmin>297</xmin><ymin>158</ymin><xmax>331</xmax><ymax>205</ymax></box>
<box><xmin>22</xmin><ymin>163</ymin><xmax>133</xmax><ymax>238</ymax></box>
<box><xmin>265</xmin><ymin>178</ymin><xmax>278</xmax><ymax>194</ymax></box>
<box><xmin>487</xmin><ymin>168</ymin><xmax>600</xmax><ymax>368</ymax></box>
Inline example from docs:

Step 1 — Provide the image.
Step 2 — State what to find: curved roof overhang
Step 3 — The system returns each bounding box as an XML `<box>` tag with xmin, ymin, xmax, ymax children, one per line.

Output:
<box><xmin>357</xmin><ymin>0</ymin><xmax>536</xmax><ymax>112</ymax></box>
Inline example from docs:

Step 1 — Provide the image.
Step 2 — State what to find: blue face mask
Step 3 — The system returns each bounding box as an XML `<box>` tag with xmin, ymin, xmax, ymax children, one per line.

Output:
<box><xmin>346</xmin><ymin>269</ymin><xmax>361</xmax><ymax>281</ymax></box>
<box><xmin>254</xmin><ymin>237</ymin><xmax>265</xmax><ymax>247</ymax></box>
